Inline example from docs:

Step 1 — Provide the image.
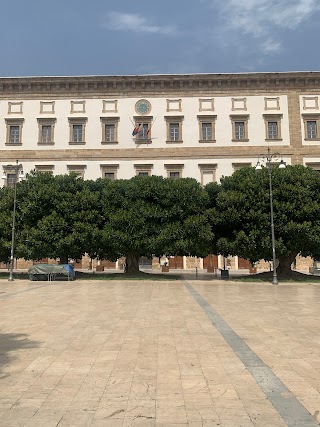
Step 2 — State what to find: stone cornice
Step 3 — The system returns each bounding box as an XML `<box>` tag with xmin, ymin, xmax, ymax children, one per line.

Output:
<box><xmin>0</xmin><ymin>72</ymin><xmax>320</xmax><ymax>98</ymax></box>
<box><xmin>0</xmin><ymin>146</ymin><xmax>319</xmax><ymax>162</ymax></box>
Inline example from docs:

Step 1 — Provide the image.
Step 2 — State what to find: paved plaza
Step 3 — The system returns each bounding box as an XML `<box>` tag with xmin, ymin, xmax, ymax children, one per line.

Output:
<box><xmin>0</xmin><ymin>279</ymin><xmax>320</xmax><ymax>426</ymax></box>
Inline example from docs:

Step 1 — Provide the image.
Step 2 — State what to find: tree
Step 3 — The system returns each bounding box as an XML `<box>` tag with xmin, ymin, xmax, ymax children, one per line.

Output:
<box><xmin>14</xmin><ymin>172</ymin><xmax>101</xmax><ymax>264</ymax></box>
<box><xmin>97</xmin><ymin>176</ymin><xmax>213</xmax><ymax>275</ymax></box>
<box><xmin>207</xmin><ymin>165</ymin><xmax>320</xmax><ymax>275</ymax></box>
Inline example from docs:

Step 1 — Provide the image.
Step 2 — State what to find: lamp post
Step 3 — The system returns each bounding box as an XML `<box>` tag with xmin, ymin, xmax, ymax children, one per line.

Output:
<box><xmin>1</xmin><ymin>160</ymin><xmax>24</xmax><ymax>281</ymax></box>
<box><xmin>256</xmin><ymin>148</ymin><xmax>286</xmax><ymax>285</ymax></box>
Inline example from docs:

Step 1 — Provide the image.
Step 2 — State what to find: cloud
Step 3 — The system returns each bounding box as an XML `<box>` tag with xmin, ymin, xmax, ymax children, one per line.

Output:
<box><xmin>213</xmin><ymin>0</ymin><xmax>320</xmax><ymax>54</ymax></box>
<box><xmin>261</xmin><ymin>38</ymin><xmax>282</xmax><ymax>55</ymax></box>
<box><xmin>103</xmin><ymin>12</ymin><xmax>177</xmax><ymax>35</ymax></box>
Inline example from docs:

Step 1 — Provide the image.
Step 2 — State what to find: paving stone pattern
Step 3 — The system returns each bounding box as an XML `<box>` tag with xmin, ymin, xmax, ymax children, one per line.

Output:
<box><xmin>0</xmin><ymin>279</ymin><xmax>319</xmax><ymax>426</ymax></box>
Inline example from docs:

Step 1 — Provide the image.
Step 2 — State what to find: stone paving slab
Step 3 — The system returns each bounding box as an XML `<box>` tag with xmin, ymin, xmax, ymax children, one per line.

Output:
<box><xmin>0</xmin><ymin>279</ymin><xmax>319</xmax><ymax>426</ymax></box>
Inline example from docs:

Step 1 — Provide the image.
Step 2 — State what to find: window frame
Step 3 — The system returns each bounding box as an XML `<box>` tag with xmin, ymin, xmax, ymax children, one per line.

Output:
<box><xmin>2</xmin><ymin>165</ymin><xmax>22</xmax><ymax>188</ymax></box>
<box><xmin>263</xmin><ymin>114</ymin><xmax>283</xmax><ymax>141</ymax></box>
<box><xmin>230</xmin><ymin>115</ymin><xmax>249</xmax><ymax>142</ymax></box>
<box><xmin>134</xmin><ymin>164</ymin><xmax>153</xmax><ymax>176</ymax></box>
<box><xmin>165</xmin><ymin>116</ymin><xmax>184</xmax><ymax>144</ymax></box>
<box><xmin>100</xmin><ymin>164</ymin><xmax>119</xmax><ymax>180</ymax></box>
<box><xmin>232</xmin><ymin>163</ymin><xmax>252</xmax><ymax>172</ymax></box>
<box><xmin>302</xmin><ymin>114</ymin><xmax>320</xmax><ymax>141</ymax></box>
<box><xmin>133</xmin><ymin>116</ymin><xmax>153</xmax><ymax>144</ymax></box>
<box><xmin>198</xmin><ymin>164</ymin><xmax>217</xmax><ymax>185</ymax></box>
<box><xmin>5</xmin><ymin>118</ymin><xmax>24</xmax><ymax>145</ymax></box>
<box><xmin>197</xmin><ymin>115</ymin><xmax>217</xmax><ymax>143</ymax></box>
<box><xmin>35</xmin><ymin>165</ymin><xmax>54</xmax><ymax>174</ymax></box>
<box><xmin>37</xmin><ymin>118</ymin><xmax>56</xmax><ymax>145</ymax></box>
<box><xmin>100</xmin><ymin>117</ymin><xmax>120</xmax><ymax>144</ymax></box>
<box><xmin>67</xmin><ymin>165</ymin><xmax>86</xmax><ymax>179</ymax></box>
<box><xmin>68</xmin><ymin>117</ymin><xmax>87</xmax><ymax>145</ymax></box>
<box><xmin>164</xmin><ymin>164</ymin><xmax>184</xmax><ymax>179</ymax></box>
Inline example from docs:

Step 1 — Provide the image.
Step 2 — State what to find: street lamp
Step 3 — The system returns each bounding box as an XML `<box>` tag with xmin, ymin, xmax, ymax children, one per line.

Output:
<box><xmin>256</xmin><ymin>148</ymin><xmax>286</xmax><ymax>285</ymax></box>
<box><xmin>1</xmin><ymin>160</ymin><xmax>24</xmax><ymax>281</ymax></box>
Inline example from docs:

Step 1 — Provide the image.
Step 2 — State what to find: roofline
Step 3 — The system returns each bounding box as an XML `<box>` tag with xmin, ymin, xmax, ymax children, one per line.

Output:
<box><xmin>0</xmin><ymin>71</ymin><xmax>319</xmax><ymax>97</ymax></box>
<box><xmin>0</xmin><ymin>70</ymin><xmax>320</xmax><ymax>79</ymax></box>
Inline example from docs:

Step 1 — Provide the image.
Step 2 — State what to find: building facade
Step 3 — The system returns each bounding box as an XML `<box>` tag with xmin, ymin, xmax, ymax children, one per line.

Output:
<box><xmin>1</xmin><ymin>71</ymin><xmax>320</xmax><ymax>270</ymax></box>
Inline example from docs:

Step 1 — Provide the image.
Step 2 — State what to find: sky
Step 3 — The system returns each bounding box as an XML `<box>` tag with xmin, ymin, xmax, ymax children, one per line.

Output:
<box><xmin>0</xmin><ymin>0</ymin><xmax>320</xmax><ymax>77</ymax></box>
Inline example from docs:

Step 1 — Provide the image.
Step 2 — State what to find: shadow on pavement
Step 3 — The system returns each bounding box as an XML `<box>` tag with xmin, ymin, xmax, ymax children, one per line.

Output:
<box><xmin>0</xmin><ymin>333</ymin><xmax>40</xmax><ymax>378</ymax></box>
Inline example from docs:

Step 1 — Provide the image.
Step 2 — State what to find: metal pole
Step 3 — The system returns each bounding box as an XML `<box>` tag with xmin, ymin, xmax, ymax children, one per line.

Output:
<box><xmin>267</xmin><ymin>160</ymin><xmax>278</xmax><ymax>285</ymax></box>
<box><xmin>9</xmin><ymin>160</ymin><xmax>19</xmax><ymax>282</ymax></box>
<box><xmin>195</xmin><ymin>256</ymin><xmax>198</xmax><ymax>278</ymax></box>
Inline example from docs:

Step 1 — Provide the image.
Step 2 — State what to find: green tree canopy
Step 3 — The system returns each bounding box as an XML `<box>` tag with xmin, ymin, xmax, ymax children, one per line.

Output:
<box><xmin>207</xmin><ymin>165</ymin><xmax>320</xmax><ymax>273</ymax></box>
<box><xmin>14</xmin><ymin>172</ymin><xmax>101</xmax><ymax>264</ymax></box>
<box><xmin>97</xmin><ymin>176</ymin><xmax>213</xmax><ymax>274</ymax></box>
<box><xmin>0</xmin><ymin>186</ymin><xmax>14</xmax><ymax>263</ymax></box>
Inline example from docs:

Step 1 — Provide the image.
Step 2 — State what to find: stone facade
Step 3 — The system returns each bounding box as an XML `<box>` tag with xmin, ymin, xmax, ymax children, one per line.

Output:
<box><xmin>1</xmin><ymin>72</ymin><xmax>320</xmax><ymax>270</ymax></box>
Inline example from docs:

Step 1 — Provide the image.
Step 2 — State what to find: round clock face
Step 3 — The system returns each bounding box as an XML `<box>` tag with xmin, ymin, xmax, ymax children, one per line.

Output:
<box><xmin>135</xmin><ymin>99</ymin><xmax>151</xmax><ymax>115</ymax></box>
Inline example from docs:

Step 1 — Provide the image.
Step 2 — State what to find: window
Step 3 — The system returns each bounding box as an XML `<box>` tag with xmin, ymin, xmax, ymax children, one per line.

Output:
<box><xmin>263</xmin><ymin>114</ymin><xmax>282</xmax><ymax>140</ymax></box>
<box><xmin>170</xmin><ymin>171</ymin><xmax>180</xmax><ymax>180</ymax></box>
<box><xmin>302</xmin><ymin>114</ymin><xmax>320</xmax><ymax>141</ymax></box>
<box><xmin>42</xmin><ymin>126</ymin><xmax>52</xmax><ymax>143</ymax></box>
<box><xmin>170</xmin><ymin>124</ymin><xmax>179</xmax><ymax>141</ymax></box>
<box><xmin>68</xmin><ymin>118</ymin><xmax>87</xmax><ymax>144</ymax></box>
<box><xmin>106</xmin><ymin>125</ymin><xmax>115</xmax><ymax>142</ymax></box>
<box><xmin>235</xmin><ymin>122</ymin><xmax>245</xmax><ymax>139</ymax></box>
<box><xmin>35</xmin><ymin>165</ymin><xmax>54</xmax><ymax>174</ymax></box>
<box><xmin>165</xmin><ymin>164</ymin><xmax>184</xmax><ymax>179</ymax></box>
<box><xmin>37</xmin><ymin>118</ymin><xmax>56</xmax><ymax>145</ymax></box>
<box><xmin>2</xmin><ymin>165</ymin><xmax>23</xmax><ymax>188</ymax></box>
<box><xmin>5</xmin><ymin>119</ymin><xmax>24</xmax><ymax>145</ymax></box>
<box><xmin>202</xmin><ymin>123</ymin><xmax>212</xmax><ymax>140</ymax></box>
<box><xmin>104</xmin><ymin>172</ymin><xmax>115</xmax><ymax>180</ymax></box>
<box><xmin>232</xmin><ymin>163</ymin><xmax>252</xmax><ymax>172</ymax></box>
<box><xmin>134</xmin><ymin>164</ymin><xmax>153</xmax><ymax>176</ymax></box>
<box><xmin>67</xmin><ymin>165</ymin><xmax>86</xmax><ymax>179</ymax></box>
<box><xmin>133</xmin><ymin>116</ymin><xmax>153</xmax><ymax>144</ymax></box>
<box><xmin>10</xmin><ymin>126</ymin><xmax>20</xmax><ymax>144</ymax></box>
<box><xmin>73</xmin><ymin>125</ymin><xmax>82</xmax><ymax>143</ymax></box>
<box><xmin>101</xmin><ymin>117</ymin><xmax>119</xmax><ymax>144</ymax></box>
<box><xmin>6</xmin><ymin>173</ymin><xmax>17</xmax><ymax>188</ymax></box>
<box><xmin>268</xmin><ymin>122</ymin><xmax>278</xmax><ymax>139</ymax></box>
<box><xmin>198</xmin><ymin>164</ymin><xmax>217</xmax><ymax>185</ymax></box>
<box><xmin>307</xmin><ymin>121</ymin><xmax>317</xmax><ymax>138</ymax></box>
<box><xmin>100</xmin><ymin>164</ymin><xmax>119</xmax><ymax>179</ymax></box>
<box><xmin>198</xmin><ymin>115</ymin><xmax>216</xmax><ymax>143</ymax></box>
<box><xmin>230</xmin><ymin>115</ymin><xmax>249</xmax><ymax>142</ymax></box>
<box><xmin>165</xmin><ymin>116</ymin><xmax>183</xmax><ymax>143</ymax></box>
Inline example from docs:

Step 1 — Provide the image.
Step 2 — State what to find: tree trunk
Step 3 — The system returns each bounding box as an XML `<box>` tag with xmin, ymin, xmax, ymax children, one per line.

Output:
<box><xmin>277</xmin><ymin>253</ymin><xmax>298</xmax><ymax>275</ymax></box>
<box><xmin>59</xmin><ymin>255</ymin><xmax>69</xmax><ymax>265</ymax></box>
<box><xmin>125</xmin><ymin>253</ymin><xmax>140</xmax><ymax>275</ymax></box>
